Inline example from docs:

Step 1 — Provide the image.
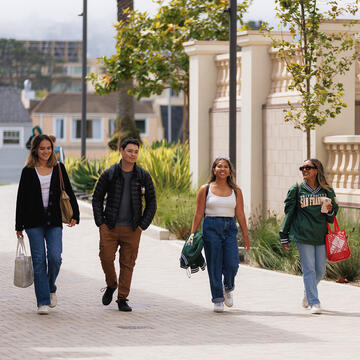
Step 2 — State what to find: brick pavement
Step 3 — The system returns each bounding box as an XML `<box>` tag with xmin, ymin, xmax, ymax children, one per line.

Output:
<box><xmin>1</xmin><ymin>184</ymin><xmax>360</xmax><ymax>360</ymax></box>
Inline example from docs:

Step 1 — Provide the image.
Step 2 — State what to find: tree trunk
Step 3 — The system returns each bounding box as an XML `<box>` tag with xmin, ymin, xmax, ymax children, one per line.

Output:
<box><xmin>306</xmin><ymin>128</ymin><xmax>311</xmax><ymax>159</ymax></box>
<box><xmin>183</xmin><ymin>83</ymin><xmax>189</xmax><ymax>142</ymax></box>
<box><xmin>114</xmin><ymin>0</ymin><xmax>138</xmax><ymax>149</ymax></box>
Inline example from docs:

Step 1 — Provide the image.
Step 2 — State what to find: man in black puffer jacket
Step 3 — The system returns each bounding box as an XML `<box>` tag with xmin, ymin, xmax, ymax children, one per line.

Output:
<box><xmin>92</xmin><ymin>138</ymin><xmax>156</xmax><ymax>312</ymax></box>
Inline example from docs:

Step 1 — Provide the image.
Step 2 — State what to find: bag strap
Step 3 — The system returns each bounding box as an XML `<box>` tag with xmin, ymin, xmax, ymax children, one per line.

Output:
<box><xmin>16</xmin><ymin>235</ymin><xmax>27</xmax><ymax>257</ymax></box>
<box><xmin>327</xmin><ymin>216</ymin><xmax>339</xmax><ymax>234</ymax></box>
<box><xmin>204</xmin><ymin>183</ymin><xmax>209</xmax><ymax>217</ymax></box>
<box><xmin>58</xmin><ymin>163</ymin><xmax>65</xmax><ymax>192</ymax></box>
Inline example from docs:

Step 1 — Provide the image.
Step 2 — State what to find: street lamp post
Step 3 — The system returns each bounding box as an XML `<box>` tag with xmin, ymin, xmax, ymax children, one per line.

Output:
<box><xmin>229</xmin><ymin>0</ymin><xmax>237</xmax><ymax>166</ymax></box>
<box><xmin>167</xmin><ymin>88</ymin><xmax>172</xmax><ymax>143</ymax></box>
<box><xmin>81</xmin><ymin>0</ymin><xmax>87</xmax><ymax>158</ymax></box>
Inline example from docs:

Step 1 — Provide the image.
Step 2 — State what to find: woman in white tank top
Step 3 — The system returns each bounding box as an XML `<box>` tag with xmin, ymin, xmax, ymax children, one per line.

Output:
<box><xmin>191</xmin><ymin>157</ymin><xmax>249</xmax><ymax>312</ymax></box>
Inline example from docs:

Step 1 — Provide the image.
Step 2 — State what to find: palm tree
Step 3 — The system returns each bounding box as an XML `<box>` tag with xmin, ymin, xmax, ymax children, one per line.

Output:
<box><xmin>109</xmin><ymin>0</ymin><xmax>140</xmax><ymax>150</ymax></box>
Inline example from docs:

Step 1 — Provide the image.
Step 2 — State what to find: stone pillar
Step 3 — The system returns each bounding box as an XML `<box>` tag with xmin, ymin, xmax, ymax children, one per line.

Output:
<box><xmin>315</xmin><ymin>20</ymin><xmax>360</xmax><ymax>164</ymax></box>
<box><xmin>184</xmin><ymin>41</ymin><xmax>228</xmax><ymax>187</ymax></box>
<box><xmin>237</xmin><ymin>32</ymin><xmax>272</xmax><ymax>215</ymax></box>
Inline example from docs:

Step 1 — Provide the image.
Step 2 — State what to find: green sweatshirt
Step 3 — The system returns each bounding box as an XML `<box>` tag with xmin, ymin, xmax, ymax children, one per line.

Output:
<box><xmin>279</xmin><ymin>182</ymin><xmax>338</xmax><ymax>246</ymax></box>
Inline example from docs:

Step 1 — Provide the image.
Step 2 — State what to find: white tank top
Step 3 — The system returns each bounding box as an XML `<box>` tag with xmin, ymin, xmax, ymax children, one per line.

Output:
<box><xmin>205</xmin><ymin>185</ymin><xmax>236</xmax><ymax>217</ymax></box>
<box><xmin>35</xmin><ymin>169</ymin><xmax>53</xmax><ymax>208</ymax></box>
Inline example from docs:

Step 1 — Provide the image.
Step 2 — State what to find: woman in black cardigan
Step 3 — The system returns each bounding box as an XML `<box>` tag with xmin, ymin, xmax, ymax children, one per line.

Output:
<box><xmin>15</xmin><ymin>134</ymin><xmax>79</xmax><ymax>314</ymax></box>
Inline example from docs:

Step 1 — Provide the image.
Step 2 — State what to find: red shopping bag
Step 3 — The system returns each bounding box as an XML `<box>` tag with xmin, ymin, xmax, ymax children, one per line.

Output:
<box><xmin>326</xmin><ymin>217</ymin><xmax>351</xmax><ymax>263</ymax></box>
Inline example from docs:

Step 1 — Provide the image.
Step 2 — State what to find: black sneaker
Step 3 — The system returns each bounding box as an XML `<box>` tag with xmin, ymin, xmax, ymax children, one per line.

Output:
<box><xmin>102</xmin><ymin>286</ymin><xmax>116</xmax><ymax>305</ymax></box>
<box><xmin>118</xmin><ymin>299</ymin><xmax>132</xmax><ymax>312</ymax></box>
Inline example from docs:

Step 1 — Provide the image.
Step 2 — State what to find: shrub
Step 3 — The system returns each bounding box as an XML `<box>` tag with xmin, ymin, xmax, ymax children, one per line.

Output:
<box><xmin>248</xmin><ymin>213</ymin><xmax>301</xmax><ymax>275</ymax></box>
<box><xmin>153</xmin><ymin>190</ymin><xmax>196</xmax><ymax>240</ymax></box>
<box><xmin>70</xmin><ymin>159</ymin><xmax>106</xmax><ymax>194</ymax></box>
<box><xmin>137</xmin><ymin>141</ymin><xmax>191</xmax><ymax>193</ymax></box>
<box><xmin>64</xmin><ymin>156</ymin><xmax>82</xmax><ymax>178</ymax></box>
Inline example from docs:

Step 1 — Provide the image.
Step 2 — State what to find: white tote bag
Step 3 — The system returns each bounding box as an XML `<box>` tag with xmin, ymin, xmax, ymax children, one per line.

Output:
<box><xmin>14</xmin><ymin>236</ymin><xmax>34</xmax><ymax>288</ymax></box>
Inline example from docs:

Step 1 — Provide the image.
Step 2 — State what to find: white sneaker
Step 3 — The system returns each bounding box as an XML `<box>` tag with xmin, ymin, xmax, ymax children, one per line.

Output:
<box><xmin>50</xmin><ymin>293</ymin><xmax>57</xmax><ymax>308</ymax></box>
<box><xmin>37</xmin><ymin>305</ymin><xmax>49</xmax><ymax>315</ymax></box>
<box><xmin>310</xmin><ymin>303</ymin><xmax>322</xmax><ymax>314</ymax></box>
<box><xmin>213</xmin><ymin>302</ymin><xmax>224</xmax><ymax>312</ymax></box>
<box><xmin>302</xmin><ymin>296</ymin><xmax>309</xmax><ymax>309</ymax></box>
<box><xmin>224</xmin><ymin>291</ymin><xmax>233</xmax><ymax>307</ymax></box>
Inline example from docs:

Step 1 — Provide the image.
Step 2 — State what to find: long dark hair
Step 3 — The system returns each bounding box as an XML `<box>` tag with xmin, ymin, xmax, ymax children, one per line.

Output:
<box><xmin>208</xmin><ymin>157</ymin><xmax>237</xmax><ymax>192</ymax></box>
<box><xmin>26</xmin><ymin>134</ymin><xmax>58</xmax><ymax>168</ymax></box>
<box><xmin>307</xmin><ymin>158</ymin><xmax>330</xmax><ymax>191</ymax></box>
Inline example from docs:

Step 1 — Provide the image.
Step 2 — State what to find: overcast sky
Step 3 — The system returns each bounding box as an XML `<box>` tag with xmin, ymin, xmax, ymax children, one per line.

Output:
<box><xmin>0</xmin><ymin>0</ymin><xmax>339</xmax><ymax>58</ymax></box>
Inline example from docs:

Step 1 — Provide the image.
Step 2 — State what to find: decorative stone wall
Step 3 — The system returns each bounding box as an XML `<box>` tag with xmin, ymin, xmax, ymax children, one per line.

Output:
<box><xmin>263</xmin><ymin>104</ymin><xmax>305</xmax><ymax>213</ymax></box>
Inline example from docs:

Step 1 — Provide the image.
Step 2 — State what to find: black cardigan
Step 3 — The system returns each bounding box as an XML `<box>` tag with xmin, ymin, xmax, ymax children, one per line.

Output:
<box><xmin>15</xmin><ymin>163</ymin><xmax>80</xmax><ymax>231</ymax></box>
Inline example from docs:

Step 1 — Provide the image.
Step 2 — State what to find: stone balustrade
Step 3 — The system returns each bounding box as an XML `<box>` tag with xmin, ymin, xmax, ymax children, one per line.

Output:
<box><xmin>269</xmin><ymin>50</ymin><xmax>293</xmax><ymax>95</ymax></box>
<box><xmin>323</xmin><ymin>135</ymin><xmax>360</xmax><ymax>207</ymax></box>
<box><xmin>213</xmin><ymin>46</ymin><xmax>360</xmax><ymax>106</ymax></box>
<box><xmin>213</xmin><ymin>53</ymin><xmax>241</xmax><ymax>108</ymax></box>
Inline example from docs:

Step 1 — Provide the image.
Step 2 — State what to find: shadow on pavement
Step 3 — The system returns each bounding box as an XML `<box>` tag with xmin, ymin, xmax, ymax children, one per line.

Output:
<box><xmin>0</xmin><ymin>252</ymin><xmax>319</xmax><ymax>360</ymax></box>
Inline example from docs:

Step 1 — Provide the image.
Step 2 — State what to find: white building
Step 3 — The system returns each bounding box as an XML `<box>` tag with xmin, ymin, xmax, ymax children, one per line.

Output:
<box><xmin>184</xmin><ymin>21</ymin><xmax>360</xmax><ymax>217</ymax></box>
<box><xmin>0</xmin><ymin>87</ymin><xmax>32</xmax><ymax>183</ymax></box>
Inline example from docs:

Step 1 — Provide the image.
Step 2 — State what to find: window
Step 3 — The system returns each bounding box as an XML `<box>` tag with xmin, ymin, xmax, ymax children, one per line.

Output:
<box><xmin>3</xmin><ymin>131</ymin><xmax>20</xmax><ymax>145</ymax></box>
<box><xmin>108</xmin><ymin>119</ymin><xmax>147</xmax><ymax>137</ymax></box>
<box><xmin>135</xmin><ymin>119</ymin><xmax>148</xmax><ymax>136</ymax></box>
<box><xmin>135</xmin><ymin>120</ymin><xmax>146</xmax><ymax>135</ymax></box>
<box><xmin>72</xmin><ymin>119</ymin><xmax>102</xmax><ymax>141</ymax></box>
<box><xmin>108</xmin><ymin>119</ymin><xmax>115</xmax><ymax>137</ymax></box>
<box><xmin>54</xmin><ymin>118</ymin><xmax>65</xmax><ymax>141</ymax></box>
<box><xmin>65</xmin><ymin>66</ymin><xmax>90</xmax><ymax>76</ymax></box>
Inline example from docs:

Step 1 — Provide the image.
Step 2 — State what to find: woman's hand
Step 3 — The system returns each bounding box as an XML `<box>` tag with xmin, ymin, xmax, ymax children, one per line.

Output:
<box><xmin>282</xmin><ymin>243</ymin><xmax>290</xmax><ymax>253</ymax></box>
<box><xmin>67</xmin><ymin>219</ymin><xmax>77</xmax><ymax>227</ymax></box>
<box><xmin>16</xmin><ymin>231</ymin><xmax>23</xmax><ymax>239</ymax></box>
<box><xmin>327</xmin><ymin>202</ymin><xmax>333</xmax><ymax>213</ymax></box>
<box><xmin>243</xmin><ymin>236</ymin><xmax>250</xmax><ymax>250</ymax></box>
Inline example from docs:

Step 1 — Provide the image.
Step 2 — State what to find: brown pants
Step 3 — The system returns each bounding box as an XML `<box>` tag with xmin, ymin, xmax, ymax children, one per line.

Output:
<box><xmin>99</xmin><ymin>224</ymin><xmax>141</xmax><ymax>301</ymax></box>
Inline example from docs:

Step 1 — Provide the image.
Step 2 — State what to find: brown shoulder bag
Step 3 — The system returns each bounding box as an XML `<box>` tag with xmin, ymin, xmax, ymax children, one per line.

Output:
<box><xmin>58</xmin><ymin>163</ymin><xmax>73</xmax><ymax>223</ymax></box>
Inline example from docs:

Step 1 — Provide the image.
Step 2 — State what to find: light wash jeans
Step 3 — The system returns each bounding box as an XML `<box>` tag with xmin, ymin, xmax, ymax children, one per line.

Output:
<box><xmin>296</xmin><ymin>242</ymin><xmax>327</xmax><ymax>306</ymax></box>
<box><xmin>202</xmin><ymin>217</ymin><xmax>239</xmax><ymax>303</ymax></box>
<box><xmin>25</xmin><ymin>226</ymin><xmax>62</xmax><ymax>306</ymax></box>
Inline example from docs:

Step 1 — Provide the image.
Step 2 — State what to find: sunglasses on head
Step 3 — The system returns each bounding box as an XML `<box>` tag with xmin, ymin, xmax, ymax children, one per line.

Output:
<box><xmin>299</xmin><ymin>165</ymin><xmax>316</xmax><ymax>171</ymax></box>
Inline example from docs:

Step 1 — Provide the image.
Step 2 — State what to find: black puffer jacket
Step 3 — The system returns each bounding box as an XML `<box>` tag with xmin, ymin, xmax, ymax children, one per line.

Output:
<box><xmin>92</xmin><ymin>162</ymin><xmax>156</xmax><ymax>231</ymax></box>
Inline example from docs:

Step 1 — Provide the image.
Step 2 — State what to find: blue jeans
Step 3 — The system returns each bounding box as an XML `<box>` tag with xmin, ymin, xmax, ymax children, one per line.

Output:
<box><xmin>296</xmin><ymin>242</ymin><xmax>326</xmax><ymax>306</ymax></box>
<box><xmin>25</xmin><ymin>226</ymin><xmax>62</xmax><ymax>306</ymax></box>
<box><xmin>202</xmin><ymin>217</ymin><xmax>239</xmax><ymax>303</ymax></box>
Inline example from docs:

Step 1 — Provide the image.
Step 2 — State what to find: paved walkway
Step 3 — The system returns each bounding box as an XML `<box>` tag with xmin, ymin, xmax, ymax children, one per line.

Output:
<box><xmin>1</xmin><ymin>184</ymin><xmax>360</xmax><ymax>360</ymax></box>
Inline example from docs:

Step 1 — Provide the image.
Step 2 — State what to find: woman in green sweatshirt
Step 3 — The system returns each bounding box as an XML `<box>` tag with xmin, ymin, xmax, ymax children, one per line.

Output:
<box><xmin>280</xmin><ymin>159</ymin><xmax>338</xmax><ymax>314</ymax></box>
